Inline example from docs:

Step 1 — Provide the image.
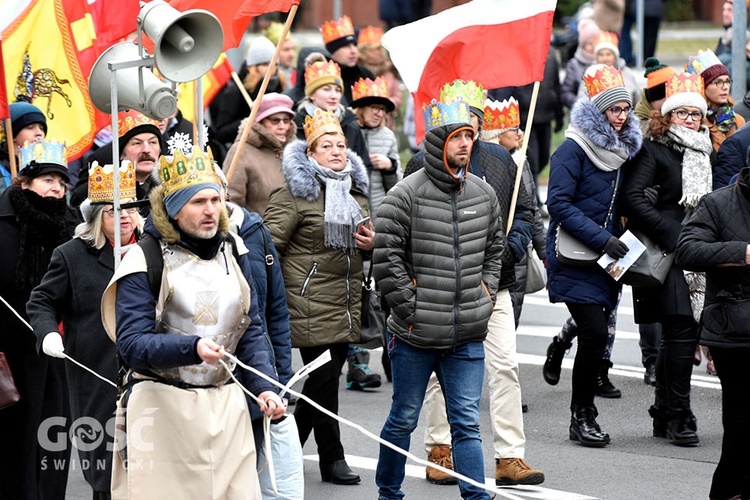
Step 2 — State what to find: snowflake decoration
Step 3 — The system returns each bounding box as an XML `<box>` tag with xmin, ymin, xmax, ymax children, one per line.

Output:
<box><xmin>166</xmin><ymin>132</ymin><xmax>193</xmax><ymax>155</ymax></box>
<box><xmin>200</xmin><ymin>123</ymin><xmax>209</xmax><ymax>148</ymax></box>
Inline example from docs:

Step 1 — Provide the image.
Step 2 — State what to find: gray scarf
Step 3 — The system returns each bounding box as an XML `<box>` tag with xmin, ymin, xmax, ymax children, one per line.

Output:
<box><xmin>655</xmin><ymin>125</ymin><xmax>713</xmax><ymax>208</ymax></box>
<box><xmin>311</xmin><ymin>158</ymin><xmax>362</xmax><ymax>253</ymax></box>
<box><xmin>565</xmin><ymin>125</ymin><xmax>630</xmax><ymax>172</ymax></box>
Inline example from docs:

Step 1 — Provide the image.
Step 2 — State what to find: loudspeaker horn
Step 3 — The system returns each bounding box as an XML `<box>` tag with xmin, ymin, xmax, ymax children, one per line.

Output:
<box><xmin>88</xmin><ymin>42</ymin><xmax>177</xmax><ymax>120</ymax></box>
<box><xmin>138</xmin><ymin>0</ymin><xmax>223</xmax><ymax>82</ymax></box>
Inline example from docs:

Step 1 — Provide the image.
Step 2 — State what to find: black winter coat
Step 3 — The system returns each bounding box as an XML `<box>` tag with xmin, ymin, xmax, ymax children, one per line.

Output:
<box><xmin>622</xmin><ymin>138</ymin><xmax>706</xmax><ymax>322</ymax></box>
<box><xmin>26</xmin><ymin>239</ymin><xmax>120</xmax><ymax>492</ymax></box>
<box><xmin>675</xmin><ymin>167</ymin><xmax>750</xmax><ymax>348</ymax></box>
<box><xmin>713</xmin><ymin>124</ymin><xmax>750</xmax><ymax>189</ymax></box>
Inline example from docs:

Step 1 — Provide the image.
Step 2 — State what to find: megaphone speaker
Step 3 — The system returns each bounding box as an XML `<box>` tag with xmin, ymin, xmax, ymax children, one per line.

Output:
<box><xmin>88</xmin><ymin>42</ymin><xmax>177</xmax><ymax>120</ymax></box>
<box><xmin>138</xmin><ymin>0</ymin><xmax>223</xmax><ymax>82</ymax></box>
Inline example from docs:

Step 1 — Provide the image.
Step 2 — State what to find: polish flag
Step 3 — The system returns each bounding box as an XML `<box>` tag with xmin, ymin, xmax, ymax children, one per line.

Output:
<box><xmin>382</xmin><ymin>0</ymin><xmax>556</xmax><ymax>142</ymax></box>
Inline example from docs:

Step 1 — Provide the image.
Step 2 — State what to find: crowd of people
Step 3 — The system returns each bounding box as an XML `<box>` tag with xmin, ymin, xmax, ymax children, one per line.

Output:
<box><xmin>0</xmin><ymin>2</ymin><xmax>748</xmax><ymax>500</ymax></box>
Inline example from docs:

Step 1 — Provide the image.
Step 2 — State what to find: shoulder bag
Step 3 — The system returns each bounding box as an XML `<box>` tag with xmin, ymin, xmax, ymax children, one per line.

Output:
<box><xmin>525</xmin><ymin>243</ymin><xmax>547</xmax><ymax>293</ymax></box>
<box><xmin>556</xmin><ymin>169</ymin><xmax>621</xmax><ymax>267</ymax></box>
<box><xmin>0</xmin><ymin>352</ymin><xmax>20</xmax><ymax>410</ymax></box>
<box><xmin>359</xmin><ymin>262</ymin><xmax>386</xmax><ymax>349</ymax></box>
<box><xmin>620</xmin><ymin>229</ymin><xmax>674</xmax><ymax>287</ymax></box>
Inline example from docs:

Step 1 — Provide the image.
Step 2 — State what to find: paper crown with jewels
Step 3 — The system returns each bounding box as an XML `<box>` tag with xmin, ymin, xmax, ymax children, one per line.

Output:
<box><xmin>661</xmin><ymin>72</ymin><xmax>708</xmax><ymax>116</ymax></box>
<box><xmin>87</xmin><ymin>161</ymin><xmax>137</xmax><ymax>203</ymax></box>
<box><xmin>117</xmin><ymin>109</ymin><xmax>160</xmax><ymax>139</ymax></box>
<box><xmin>483</xmin><ymin>97</ymin><xmax>520</xmax><ymax>132</ymax></box>
<box><xmin>158</xmin><ymin>146</ymin><xmax>219</xmax><ymax>198</ymax></box>
<box><xmin>303</xmin><ymin>108</ymin><xmax>344</xmax><ymax>145</ymax></box>
<box><xmin>439</xmin><ymin>80</ymin><xmax>484</xmax><ymax>113</ymax></box>
<box><xmin>320</xmin><ymin>15</ymin><xmax>354</xmax><ymax>45</ymax></box>
<box><xmin>358</xmin><ymin>26</ymin><xmax>383</xmax><ymax>46</ymax></box>
<box><xmin>423</xmin><ymin>98</ymin><xmax>472</xmax><ymax>132</ymax></box>
<box><xmin>350</xmin><ymin>77</ymin><xmax>395</xmax><ymax>111</ymax></box>
<box><xmin>594</xmin><ymin>31</ymin><xmax>619</xmax><ymax>56</ymax></box>
<box><xmin>18</xmin><ymin>139</ymin><xmax>70</xmax><ymax>181</ymax></box>
<box><xmin>264</xmin><ymin>21</ymin><xmax>292</xmax><ymax>46</ymax></box>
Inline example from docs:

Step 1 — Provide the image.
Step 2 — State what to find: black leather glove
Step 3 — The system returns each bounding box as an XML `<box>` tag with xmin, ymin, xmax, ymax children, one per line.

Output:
<box><xmin>604</xmin><ymin>236</ymin><xmax>629</xmax><ymax>259</ymax></box>
<box><xmin>643</xmin><ymin>185</ymin><xmax>659</xmax><ymax>206</ymax></box>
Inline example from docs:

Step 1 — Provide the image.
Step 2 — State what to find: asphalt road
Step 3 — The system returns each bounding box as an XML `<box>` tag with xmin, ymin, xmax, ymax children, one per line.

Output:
<box><xmin>65</xmin><ymin>282</ymin><xmax>723</xmax><ymax>500</ymax></box>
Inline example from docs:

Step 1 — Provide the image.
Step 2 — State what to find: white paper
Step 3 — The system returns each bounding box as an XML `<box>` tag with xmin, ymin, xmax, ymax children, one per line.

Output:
<box><xmin>597</xmin><ymin>230</ymin><xmax>646</xmax><ymax>281</ymax></box>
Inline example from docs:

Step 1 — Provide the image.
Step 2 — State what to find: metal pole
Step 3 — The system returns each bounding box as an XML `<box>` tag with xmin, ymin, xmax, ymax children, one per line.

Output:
<box><xmin>334</xmin><ymin>0</ymin><xmax>342</xmax><ymax>20</ymax></box>
<box><xmin>635</xmin><ymin>0</ymin><xmax>644</xmax><ymax>68</ymax></box>
<box><xmin>197</xmin><ymin>77</ymin><xmax>204</xmax><ymax>150</ymax></box>
<box><xmin>109</xmin><ymin>67</ymin><xmax>122</xmax><ymax>269</ymax></box>
<box><xmin>732</xmin><ymin>1</ymin><xmax>747</xmax><ymax>102</ymax></box>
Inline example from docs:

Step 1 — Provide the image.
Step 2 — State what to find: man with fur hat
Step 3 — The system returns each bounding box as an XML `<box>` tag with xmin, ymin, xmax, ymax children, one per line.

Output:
<box><xmin>0</xmin><ymin>102</ymin><xmax>48</xmax><ymax>193</ymax></box>
<box><xmin>320</xmin><ymin>15</ymin><xmax>375</xmax><ymax>105</ymax></box>
<box><xmin>374</xmin><ymin>95</ymin><xmax>504</xmax><ymax>500</ymax></box>
<box><xmin>101</xmin><ymin>145</ymin><xmax>285</xmax><ymax>499</ymax></box>
<box><xmin>405</xmin><ymin>80</ymin><xmax>541</xmax><ymax>487</ymax></box>
<box><xmin>71</xmin><ymin>110</ymin><xmax>163</xmax><ymax>211</ymax></box>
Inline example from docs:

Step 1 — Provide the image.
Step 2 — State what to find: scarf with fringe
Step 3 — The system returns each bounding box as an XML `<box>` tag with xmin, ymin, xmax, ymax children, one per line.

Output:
<box><xmin>311</xmin><ymin>158</ymin><xmax>362</xmax><ymax>253</ymax></box>
<box><xmin>654</xmin><ymin>124</ymin><xmax>713</xmax><ymax>208</ymax></box>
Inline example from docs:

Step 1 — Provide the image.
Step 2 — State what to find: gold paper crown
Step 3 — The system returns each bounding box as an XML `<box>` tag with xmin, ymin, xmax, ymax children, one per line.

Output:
<box><xmin>304</xmin><ymin>108</ymin><xmax>344</xmax><ymax>145</ymax></box>
<box><xmin>358</xmin><ymin>26</ymin><xmax>383</xmax><ymax>46</ymax></box>
<box><xmin>439</xmin><ymin>80</ymin><xmax>485</xmax><ymax>111</ymax></box>
<box><xmin>594</xmin><ymin>31</ymin><xmax>619</xmax><ymax>51</ymax></box>
<box><xmin>352</xmin><ymin>77</ymin><xmax>389</xmax><ymax>102</ymax></box>
<box><xmin>19</xmin><ymin>139</ymin><xmax>67</xmax><ymax>170</ymax></box>
<box><xmin>665</xmin><ymin>72</ymin><xmax>705</xmax><ymax>100</ymax></box>
<box><xmin>118</xmin><ymin>109</ymin><xmax>160</xmax><ymax>139</ymax></box>
<box><xmin>583</xmin><ymin>65</ymin><xmax>626</xmax><ymax>100</ymax></box>
<box><xmin>87</xmin><ymin>161</ymin><xmax>137</xmax><ymax>203</ymax></box>
<box><xmin>304</xmin><ymin>59</ymin><xmax>343</xmax><ymax>95</ymax></box>
<box><xmin>483</xmin><ymin>97</ymin><xmax>520</xmax><ymax>132</ymax></box>
<box><xmin>158</xmin><ymin>146</ymin><xmax>219</xmax><ymax>197</ymax></box>
<box><xmin>320</xmin><ymin>15</ymin><xmax>354</xmax><ymax>45</ymax></box>
<box><xmin>264</xmin><ymin>21</ymin><xmax>291</xmax><ymax>46</ymax></box>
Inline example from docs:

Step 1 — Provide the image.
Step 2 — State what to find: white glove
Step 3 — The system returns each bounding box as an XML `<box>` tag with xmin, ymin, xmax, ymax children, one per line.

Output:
<box><xmin>42</xmin><ymin>332</ymin><xmax>65</xmax><ymax>358</ymax></box>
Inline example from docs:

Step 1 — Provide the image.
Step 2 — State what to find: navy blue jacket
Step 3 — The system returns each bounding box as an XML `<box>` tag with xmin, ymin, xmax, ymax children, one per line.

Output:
<box><xmin>714</xmin><ymin>124</ymin><xmax>750</xmax><ymax>189</ymax></box>
<box><xmin>546</xmin><ymin>139</ymin><xmax>623</xmax><ymax>309</ymax></box>
<box><xmin>115</xmin><ymin>223</ymin><xmax>279</xmax><ymax>399</ymax></box>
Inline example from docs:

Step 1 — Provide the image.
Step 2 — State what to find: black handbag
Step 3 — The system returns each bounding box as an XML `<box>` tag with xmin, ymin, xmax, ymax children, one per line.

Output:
<box><xmin>359</xmin><ymin>262</ymin><xmax>386</xmax><ymax>349</ymax></box>
<box><xmin>621</xmin><ymin>229</ymin><xmax>674</xmax><ymax>287</ymax></box>
<box><xmin>556</xmin><ymin>170</ymin><xmax>620</xmax><ymax>267</ymax></box>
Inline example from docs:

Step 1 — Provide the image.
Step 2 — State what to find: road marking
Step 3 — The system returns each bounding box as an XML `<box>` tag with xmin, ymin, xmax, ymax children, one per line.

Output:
<box><xmin>304</xmin><ymin>455</ymin><xmax>599</xmax><ymax>499</ymax></box>
<box><xmin>523</xmin><ymin>296</ymin><xmax>635</xmax><ymax>316</ymax></box>
<box><xmin>517</xmin><ymin>325</ymin><xmax>641</xmax><ymax>341</ymax></box>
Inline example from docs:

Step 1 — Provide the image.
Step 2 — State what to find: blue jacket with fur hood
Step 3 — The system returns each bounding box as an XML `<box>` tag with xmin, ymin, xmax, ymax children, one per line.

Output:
<box><xmin>265</xmin><ymin>139</ymin><xmax>370</xmax><ymax>348</ymax></box>
<box><xmin>546</xmin><ymin>97</ymin><xmax>642</xmax><ymax>309</ymax></box>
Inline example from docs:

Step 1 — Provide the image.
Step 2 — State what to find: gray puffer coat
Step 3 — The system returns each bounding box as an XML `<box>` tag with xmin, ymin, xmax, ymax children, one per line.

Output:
<box><xmin>373</xmin><ymin>123</ymin><xmax>504</xmax><ymax>349</ymax></box>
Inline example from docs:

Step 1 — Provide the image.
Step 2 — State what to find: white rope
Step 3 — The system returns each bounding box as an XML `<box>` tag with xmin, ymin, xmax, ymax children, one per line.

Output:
<box><xmin>222</xmin><ymin>351</ymin><xmax>523</xmax><ymax>500</ymax></box>
<box><xmin>0</xmin><ymin>294</ymin><xmax>117</xmax><ymax>388</ymax></box>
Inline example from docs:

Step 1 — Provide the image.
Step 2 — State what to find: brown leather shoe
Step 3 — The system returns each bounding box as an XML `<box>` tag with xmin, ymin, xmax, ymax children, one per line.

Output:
<box><xmin>495</xmin><ymin>457</ymin><xmax>545</xmax><ymax>486</ymax></box>
<box><xmin>425</xmin><ymin>445</ymin><xmax>458</xmax><ymax>485</ymax></box>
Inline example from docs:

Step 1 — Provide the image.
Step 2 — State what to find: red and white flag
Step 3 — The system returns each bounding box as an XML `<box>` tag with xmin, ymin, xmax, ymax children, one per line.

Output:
<box><xmin>382</xmin><ymin>0</ymin><xmax>556</xmax><ymax>142</ymax></box>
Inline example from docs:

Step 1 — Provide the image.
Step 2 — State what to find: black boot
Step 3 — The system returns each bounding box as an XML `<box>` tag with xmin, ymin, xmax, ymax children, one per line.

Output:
<box><xmin>320</xmin><ymin>459</ymin><xmax>361</xmax><ymax>484</ymax></box>
<box><xmin>643</xmin><ymin>362</ymin><xmax>656</xmax><ymax>386</ymax></box>
<box><xmin>666</xmin><ymin>409</ymin><xmax>699</xmax><ymax>447</ymax></box>
<box><xmin>596</xmin><ymin>360</ymin><xmax>622</xmax><ymax>398</ymax></box>
<box><xmin>648</xmin><ymin>405</ymin><xmax>667</xmax><ymax>438</ymax></box>
<box><xmin>543</xmin><ymin>336</ymin><xmax>572</xmax><ymax>385</ymax></box>
<box><xmin>569</xmin><ymin>405</ymin><xmax>610</xmax><ymax>447</ymax></box>
<box><xmin>346</xmin><ymin>347</ymin><xmax>382</xmax><ymax>390</ymax></box>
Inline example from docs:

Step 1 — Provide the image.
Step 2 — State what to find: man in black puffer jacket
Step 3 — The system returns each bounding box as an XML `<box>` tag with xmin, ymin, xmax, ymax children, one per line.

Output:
<box><xmin>373</xmin><ymin>98</ymin><xmax>503</xmax><ymax>500</ymax></box>
<box><xmin>404</xmin><ymin>82</ymin><xmax>542</xmax><ymax>487</ymax></box>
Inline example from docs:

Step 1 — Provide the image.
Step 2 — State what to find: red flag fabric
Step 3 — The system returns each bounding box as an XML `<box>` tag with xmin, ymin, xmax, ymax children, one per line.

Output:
<box><xmin>0</xmin><ymin>40</ymin><xmax>8</xmax><ymax>121</ymax></box>
<box><xmin>169</xmin><ymin>0</ymin><xmax>298</xmax><ymax>51</ymax></box>
<box><xmin>382</xmin><ymin>0</ymin><xmax>556</xmax><ymax>143</ymax></box>
<box><xmin>87</xmin><ymin>0</ymin><xmax>140</xmax><ymax>53</ymax></box>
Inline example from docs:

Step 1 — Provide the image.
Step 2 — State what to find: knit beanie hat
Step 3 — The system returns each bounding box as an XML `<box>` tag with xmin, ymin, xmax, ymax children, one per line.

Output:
<box><xmin>246</xmin><ymin>37</ymin><xmax>275</xmax><ymax>67</ymax></box>
<box><xmin>577</xmin><ymin>19</ymin><xmax>601</xmax><ymax>46</ymax></box>
<box><xmin>644</xmin><ymin>57</ymin><xmax>676</xmax><ymax>102</ymax></box>
<box><xmin>9</xmin><ymin>102</ymin><xmax>47</xmax><ymax>138</ymax></box>
<box><xmin>583</xmin><ymin>64</ymin><xmax>632</xmax><ymax>112</ymax></box>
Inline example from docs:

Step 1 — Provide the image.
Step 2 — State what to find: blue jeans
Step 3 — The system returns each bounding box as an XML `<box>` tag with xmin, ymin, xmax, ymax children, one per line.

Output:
<box><xmin>376</xmin><ymin>332</ymin><xmax>488</xmax><ymax>500</ymax></box>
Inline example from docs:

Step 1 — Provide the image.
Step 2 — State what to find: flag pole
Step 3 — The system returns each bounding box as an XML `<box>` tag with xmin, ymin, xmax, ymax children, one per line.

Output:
<box><xmin>4</xmin><ymin>119</ymin><xmax>16</xmax><ymax>177</ymax></box>
<box><xmin>230</xmin><ymin>71</ymin><xmax>254</xmax><ymax>109</ymax></box>
<box><xmin>225</xmin><ymin>3</ymin><xmax>299</xmax><ymax>184</ymax></box>
<box><xmin>193</xmin><ymin>80</ymin><xmax>200</xmax><ymax>141</ymax></box>
<box><xmin>506</xmin><ymin>80</ymin><xmax>540</xmax><ymax>235</ymax></box>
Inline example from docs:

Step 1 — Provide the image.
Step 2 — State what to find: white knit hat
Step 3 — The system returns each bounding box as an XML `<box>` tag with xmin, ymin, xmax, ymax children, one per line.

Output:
<box><xmin>246</xmin><ymin>37</ymin><xmax>275</xmax><ymax>66</ymax></box>
<box><xmin>660</xmin><ymin>72</ymin><xmax>708</xmax><ymax>117</ymax></box>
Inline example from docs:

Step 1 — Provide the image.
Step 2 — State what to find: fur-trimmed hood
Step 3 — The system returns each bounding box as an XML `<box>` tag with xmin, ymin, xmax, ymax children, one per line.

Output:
<box><xmin>146</xmin><ymin>183</ymin><xmax>230</xmax><ymax>244</ymax></box>
<box><xmin>569</xmin><ymin>97</ymin><xmax>643</xmax><ymax>158</ymax></box>
<box><xmin>281</xmin><ymin>139</ymin><xmax>369</xmax><ymax>202</ymax></box>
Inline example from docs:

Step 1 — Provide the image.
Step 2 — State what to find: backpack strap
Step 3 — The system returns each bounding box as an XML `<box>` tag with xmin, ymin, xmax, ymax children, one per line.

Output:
<box><xmin>137</xmin><ymin>233</ymin><xmax>164</xmax><ymax>300</ymax></box>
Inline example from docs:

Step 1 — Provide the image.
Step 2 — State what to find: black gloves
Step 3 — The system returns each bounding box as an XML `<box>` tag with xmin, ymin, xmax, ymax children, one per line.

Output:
<box><xmin>643</xmin><ymin>185</ymin><xmax>659</xmax><ymax>206</ymax></box>
<box><xmin>604</xmin><ymin>236</ymin><xmax>629</xmax><ymax>259</ymax></box>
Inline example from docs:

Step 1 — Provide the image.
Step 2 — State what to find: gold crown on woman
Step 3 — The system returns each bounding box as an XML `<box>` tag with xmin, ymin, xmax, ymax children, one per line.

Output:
<box><xmin>666</xmin><ymin>72</ymin><xmax>705</xmax><ymax>98</ymax></box>
<box><xmin>158</xmin><ymin>146</ymin><xmax>218</xmax><ymax>197</ymax></box>
<box><xmin>483</xmin><ymin>97</ymin><xmax>520</xmax><ymax>132</ymax></box>
<box><xmin>583</xmin><ymin>65</ymin><xmax>625</xmax><ymax>99</ymax></box>
<box><xmin>352</xmin><ymin>77</ymin><xmax>389</xmax><ymax>101</ymax></box>
<box><xmin>88</xmin><ymin>161</ymin><xmax>137</xmax><ymax>203</ymax></box>
<box><xmin>304</xmin><ymin>108</ymin><xmax>344</xmax><ymax>145</ymax></box>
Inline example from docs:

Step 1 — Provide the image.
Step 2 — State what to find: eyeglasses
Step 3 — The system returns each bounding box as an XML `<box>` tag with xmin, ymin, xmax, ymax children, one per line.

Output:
<box><xmin>103</xmin><ymin>207</ymin><xmax>138</xmax><ymax>216</ymax></box>
<box><xmin>672</xmin><ymin>109</ymin><xmax>703</xmax><ymax>121</ymax></box>
<box><xmin>607</xmin><ymin>106</ymin><xmax>632</xmax><ymax>117</ymax></box>
<box><xmin>369</xmin><ymin>106</ymin><xmax>388</xmax><ymax>114</ymax></box>
<box><xmin>711</xmin><ymin>78</ymin><xmax>732</xmax><ymax>88</ymax></box>
<box><xmin>265</xmin><ymin>116</ymin><xmax>292</xmax><ymax>125</ymax></box>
